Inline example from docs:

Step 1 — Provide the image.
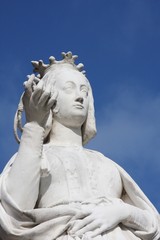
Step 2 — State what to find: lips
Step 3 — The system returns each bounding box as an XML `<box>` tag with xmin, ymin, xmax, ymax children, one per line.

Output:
<box><xmin>73</xmin><ymin>104</ymin><xmax>84</xmax><ymax>109</ymax></box>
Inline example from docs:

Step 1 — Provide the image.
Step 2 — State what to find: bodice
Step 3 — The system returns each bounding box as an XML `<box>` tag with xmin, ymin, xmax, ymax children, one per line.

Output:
<box><xmin>37</xmin><ymin>145</ymin><xmax>123</xmax><ymax>208</ymax></box>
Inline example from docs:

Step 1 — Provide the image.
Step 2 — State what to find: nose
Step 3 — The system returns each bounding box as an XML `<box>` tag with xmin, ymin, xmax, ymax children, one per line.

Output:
<box><xmin>75</xmin><ymin>97</ymin><xmax>84</xmax><ymax>104</ymax></box>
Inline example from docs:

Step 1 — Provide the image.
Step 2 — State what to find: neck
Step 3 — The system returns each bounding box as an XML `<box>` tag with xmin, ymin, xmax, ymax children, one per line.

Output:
<box><xmin>49</xmin><ymin>120</ymin><xmax>83</xmax><ymax>147</ymax></box>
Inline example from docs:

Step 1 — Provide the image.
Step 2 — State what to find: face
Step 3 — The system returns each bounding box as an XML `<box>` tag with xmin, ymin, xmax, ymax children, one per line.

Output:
<box><xmin>52</xmin><ymin>68</ymin><xmax>89</xmax><ymax>128</ymax></box>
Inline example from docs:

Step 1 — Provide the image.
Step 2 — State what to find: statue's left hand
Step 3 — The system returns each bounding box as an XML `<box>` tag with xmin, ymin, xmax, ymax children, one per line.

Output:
<box><xmin>68</xmin><ymin>202</ymin><xmax>128</xmax><ymax>237</ymax></box>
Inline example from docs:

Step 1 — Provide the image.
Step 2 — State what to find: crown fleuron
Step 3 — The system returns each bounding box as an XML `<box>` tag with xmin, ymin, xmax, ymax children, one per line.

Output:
<box><xmin>31</xmin><ymin>51</ymin><xmax>86</xmax><ymax>78</ymax></box>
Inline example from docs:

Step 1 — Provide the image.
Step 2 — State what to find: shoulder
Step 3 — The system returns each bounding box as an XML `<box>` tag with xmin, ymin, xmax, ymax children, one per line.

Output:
<box><xmin>84</xmin><ymin>148</ymin><xmax>120</xmax><ymax>169</ymax></box>
<box><xmin>84</xmin><ymin>148</ymin><xmax>114</xmax><ymax>161</ymax></box>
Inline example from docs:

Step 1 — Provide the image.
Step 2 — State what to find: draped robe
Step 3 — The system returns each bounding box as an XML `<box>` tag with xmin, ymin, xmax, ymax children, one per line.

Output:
<box><xmin>0</xmin><ymin>144</ymin><xmax>159</xmax><ymax>240</ymax></box>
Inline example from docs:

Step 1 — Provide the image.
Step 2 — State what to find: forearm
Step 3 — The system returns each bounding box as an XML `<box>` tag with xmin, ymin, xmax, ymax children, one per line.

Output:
<box><xmin>122</xmin><ymin>203</ymin><xmax>155</xmax><ymax>232</ymax></box>
<box><xmin>6</xmin><ymin>122</ymin><xmax>45</xmax><ymax>210</ymax></box>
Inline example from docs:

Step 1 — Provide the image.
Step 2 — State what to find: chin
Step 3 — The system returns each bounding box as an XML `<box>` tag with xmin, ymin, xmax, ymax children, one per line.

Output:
<box><xmin>65</xmin><ymin>115</ymin><xmax>87</xmax><ymax>128</ymax></box>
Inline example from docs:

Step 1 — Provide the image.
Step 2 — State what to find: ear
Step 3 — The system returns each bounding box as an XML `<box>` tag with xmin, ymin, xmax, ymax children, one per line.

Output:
<box><xmin>52</xmin><ymin>104</ymin><xmax>59</xmax><ymax>114</ymax></box>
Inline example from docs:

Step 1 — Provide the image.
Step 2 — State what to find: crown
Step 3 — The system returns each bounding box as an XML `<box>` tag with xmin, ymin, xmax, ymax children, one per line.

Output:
<box><xmin>31</xmin><ymin>51</ymin><xmax>86</xmax><ymax>79</ymax></box>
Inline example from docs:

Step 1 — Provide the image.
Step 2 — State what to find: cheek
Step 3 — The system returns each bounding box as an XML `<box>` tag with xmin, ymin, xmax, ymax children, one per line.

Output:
<box><xmin>53</xmin><ymin>94</ymin><xmax>71</xmax><ymax>114</ymax></box>
<box><xmin>57</xmin><ymin>95</ymin><xmax>70</xmax><ymax>106</ymax></box>
<box><xmin>85</xmin><ymin>98</ymin><xmax>89</xmax><ymax>109</ymax></box>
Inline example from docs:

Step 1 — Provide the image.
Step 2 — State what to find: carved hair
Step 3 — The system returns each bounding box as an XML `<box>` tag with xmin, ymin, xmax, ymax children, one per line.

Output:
<box><xmin>14</xmin><ymin>52</ymin><xmax>97</xmax><ymax>145</ymax></box>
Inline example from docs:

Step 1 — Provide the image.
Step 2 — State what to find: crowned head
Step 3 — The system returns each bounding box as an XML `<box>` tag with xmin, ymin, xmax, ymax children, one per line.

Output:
<box><xmin>34</xmin><ymin>52</ymin><xmax>96</xmax><ymax>145</ymax></box>
<box><xmin>14</xmin><ymin>52</ymin><xmax>96</xmax><ymax>145</ymax></box>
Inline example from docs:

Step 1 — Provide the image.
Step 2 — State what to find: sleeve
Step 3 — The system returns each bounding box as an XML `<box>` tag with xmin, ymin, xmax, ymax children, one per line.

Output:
<box><xmin>4</xmin><ymin>122</ymin><xmax>45</xmax><ymax>210</ymax></box>
<box><xmin>116</xmin><ymin>162</ymin><xmax>160</xmax><ymax>240</ymax></box>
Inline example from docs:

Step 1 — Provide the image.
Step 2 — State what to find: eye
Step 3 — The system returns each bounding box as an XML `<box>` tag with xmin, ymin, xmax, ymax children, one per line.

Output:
<box><xmin>81</xmin><ymin>86</ymin><xmax>89</xmax><ymax>96</ymax></box>
<box><xmin>64</xmin><ymin>86</ymin><xmax>72</xmax><ymax>90</ymax></box>
<box><xmin>63</xmin><ymin>83</ymin><xmax>75</xmax><ymax>93</ymax></box>
<box><xmin>64</xmin><ymin>87</ymin><xmax>73</xmax><ymax>93</ymax></box>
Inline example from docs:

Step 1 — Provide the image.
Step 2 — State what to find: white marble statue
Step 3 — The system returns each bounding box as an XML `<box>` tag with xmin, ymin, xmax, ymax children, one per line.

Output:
<box><xmin>0</xmin><ymin>52</ymin><xmax>159</xmax><ymax>240</ymax></box>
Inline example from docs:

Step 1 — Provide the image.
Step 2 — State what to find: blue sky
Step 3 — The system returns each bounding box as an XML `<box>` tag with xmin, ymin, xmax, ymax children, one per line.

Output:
<box><xmin>0</xmin><ymin>0</ymin><xmax>160</xmax><ymax>211</ymax></box>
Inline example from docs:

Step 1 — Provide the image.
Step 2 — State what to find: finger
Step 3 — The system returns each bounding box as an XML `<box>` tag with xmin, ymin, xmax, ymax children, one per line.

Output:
<box><xmin>24</xmin><ymin>74</ymin><xmax>35</xmax><ymax>87</ymax></box>
<box><xmin>26</xmin><ymin>74</ymin><xmax>35</xmax><ymax>84</ymax></box>
<box><xmin>47</xmin><ymin>89</ymin><xmax>58</xmax><ymax>109</ymax></box>
<box><xmin>31</xmin><ymin>80</ymin><xmax>44</xmax><ymax>103</ymax></box>
<box><xmin>73</xmin><ymin>209</ymin><xmax>92</xmax><ymax>220</ymax></box>
<box><xmin>75</xmin><ymin>221</ymin><xmax>100</xmax><ymax>236</ymax></box>
<box><xmin>69</xmin><ymin>215</ymin><xmax>93</xmax><ymax>233</ymax></box>
<box><xmin>49</xmin><ymin>85</ymin><xmax>58</xmax><ymax>105</ymax></box>
<box><xmin>51</xmin><ymin>89</ymin><xmax>58</xmax><ymax>100</ymax></box>
<box><xmin>38</xmin><ymin>90</ymin><xmax>51</xmax><ymax>106</ymax></box>
<box><xmin>47</xmin><ymin>96</ymin><xmax>57</xmax><ymax>109</ymax></box>
<box><xmin>33</xmin><ymin>76</ymin><xmax>40</xmax><ymax>84</ymax></box>
<box><xmin>38</xmin><ymin>82</ymin><xmax>53</xmax><ymax>106</ymax></box>
<box><xmin>89</xmin><ymin>225</ymin><xmax>107</xmax><ymax>238</ymax></box>
<box><xmin>32</xmin><ymin>76</ymin><xmax>40</xmax><ymax>91</ymax></box>
<box><xmin>23</xmin><ymin>74</ymin><xmax>35</xmax><ymax>92</ymax></box>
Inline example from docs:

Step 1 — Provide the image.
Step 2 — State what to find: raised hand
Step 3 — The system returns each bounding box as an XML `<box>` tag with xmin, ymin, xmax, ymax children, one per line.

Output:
<box><xmin>23</xmin><ymin>74</ymin><xmax>37</xmax><ymax>123</ymax></box>
<box><xmin>23</xmin><ymin>74</ymin><xmax>58</xmax><ymax>128</ymax></box>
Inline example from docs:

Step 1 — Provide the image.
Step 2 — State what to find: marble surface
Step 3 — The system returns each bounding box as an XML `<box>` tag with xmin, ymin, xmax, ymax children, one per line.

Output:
<box><xmin>0</xmin><ymin>52</ymin><xmax>159</xmax><ymax>240</ymax></box>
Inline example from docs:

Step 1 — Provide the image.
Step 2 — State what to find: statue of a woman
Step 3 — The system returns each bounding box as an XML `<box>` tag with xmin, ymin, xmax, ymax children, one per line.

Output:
<box><xmin>0</xmin><ymin>52</ymin><xmax>159</xmax><ymax>240</ymax></box>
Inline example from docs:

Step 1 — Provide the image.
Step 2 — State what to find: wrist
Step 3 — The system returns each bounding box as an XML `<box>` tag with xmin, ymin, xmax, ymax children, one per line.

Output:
<box><xmin>22</xmin><ymin>121</ymin><xmax>45</xmax><ymax>144</ymax></box>
<box><xmin>25</xmin><ymin>121</ymin><xmax>45</xmax><ymax>130</ymax></box>
<box><xmin>118</xmin><ymin>201</ymin><xmax>131</xmax><ymax>222</ymax></box>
